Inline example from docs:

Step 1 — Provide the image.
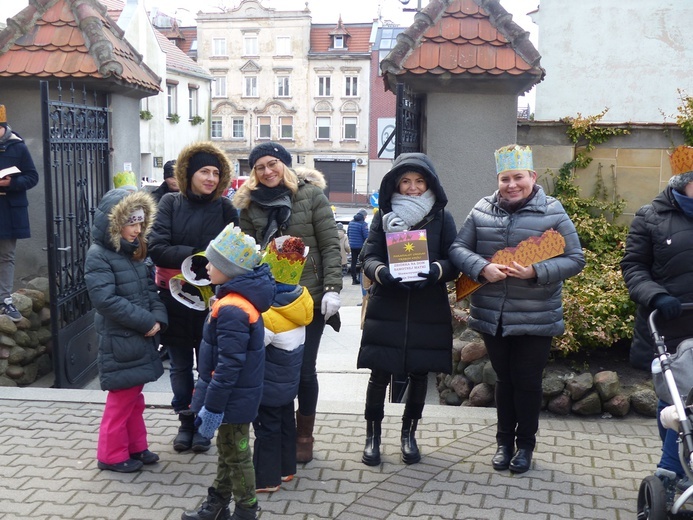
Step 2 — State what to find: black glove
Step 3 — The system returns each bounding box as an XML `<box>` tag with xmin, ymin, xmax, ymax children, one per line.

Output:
<box><xmin>377</xmin><ymin>267</ymin><xmax>409</xmax><ymax>291</ymax></box>
<box><xmin>414</xmin><ymin>263</ymin><xmax>441</xmax><ymax>290</ymax></box>
<box><xmin>652</xmin><ymin>294</ymin><xmax>683</xmax><ymax>320</ymax></box>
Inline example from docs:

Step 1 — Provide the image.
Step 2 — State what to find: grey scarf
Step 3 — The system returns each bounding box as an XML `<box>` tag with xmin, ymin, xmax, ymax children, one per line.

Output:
<box><xmin>382</xmin><ymin>190</ymin><xmax>435</xmax><ymax>233</ymax></box>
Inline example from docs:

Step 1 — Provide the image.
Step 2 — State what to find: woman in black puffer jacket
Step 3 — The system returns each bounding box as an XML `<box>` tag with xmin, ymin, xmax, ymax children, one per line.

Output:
<box><xmin>357</xmin><ymin>153</ymin><xmax>458</xmax><ymax>467</ymax></box>
<box><xmin>148</xmin><ymin>142</ymin><xmax>238</xmax><ymax>454</ymax></box>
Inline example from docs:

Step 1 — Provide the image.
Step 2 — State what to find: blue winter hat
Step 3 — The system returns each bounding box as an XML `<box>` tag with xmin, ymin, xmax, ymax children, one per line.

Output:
<box><xmin>249</xmin><ymin>142</ymin><xmax>292</xmax><ymax>169</ymax></box>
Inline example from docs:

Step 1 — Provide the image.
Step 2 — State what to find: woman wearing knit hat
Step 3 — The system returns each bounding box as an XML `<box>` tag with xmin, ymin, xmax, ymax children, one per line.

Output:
<box><xmin>148</xmin><ymin>142</ymin><xmax>239</xmax><ymax>454</ymax></box>
<box><xmin>357</xmin><ymin>153</ymin><xmax>459</xmax><ymax>467</ymax></box>
<box><xmin>449</xmin><ymin>145</ymin><xmax>584</xmax><ymax>474</ymax></box>
<box><xmin>85</xmin><ymin>188</ymin><xmax>167</xmax><ymax>473</ymax></box>
<box><xmin>233</xmin><ymin>141</ymin><xmax>342</xmax><ymax>463</ymax></box>
<box><xmin>621</xmin><ymin>144</ymin><xmax>693</xmax><ymax>493</ymax></box>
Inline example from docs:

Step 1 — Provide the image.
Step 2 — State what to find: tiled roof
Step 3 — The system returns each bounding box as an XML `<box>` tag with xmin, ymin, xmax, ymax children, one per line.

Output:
<box><xmin>381</xmin><ymin>0</ymin><xmax>544</xmax><ymax>93</ymax></box>
<box><xmin>310</xmin><ymin>22</ymin><xmax>372</xmax><ymax>54</ymax></box>
<box><xmin>0</xmin><ymin>0</ymin><xmax>161</xmax><ymax>93</ymax></box>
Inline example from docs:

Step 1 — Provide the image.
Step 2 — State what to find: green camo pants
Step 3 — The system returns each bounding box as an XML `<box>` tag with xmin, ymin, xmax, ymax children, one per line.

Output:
<box><xmin>214</xmin><ymin>423</ymin><xmax>257</xmax><ymax>508</ymax></box>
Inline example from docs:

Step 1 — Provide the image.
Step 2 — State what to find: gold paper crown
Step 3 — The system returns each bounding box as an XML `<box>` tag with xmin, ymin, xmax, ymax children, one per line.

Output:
<box><xmin>0</xmin><ymin>105</ymin><xmax>6</xmax><ymax>124</ymax></box>
<box><xmin>669</xmin><ymin>145</ymin><xmax>693</xmax><ymax>176</ymax></box>
<box><xmin>261</xmin><ymin>236</ymin><xmax>308</xmax><ymax>285</ymax></box>
<box><xmin>494</xmin><ymin>145</ymin><xmax>534</xmax><ymax>175</ymax></box>
<box><xmin>113</xmin><ymin>171</ymin><xmax>137</xmax><ymax>190</ymax></box>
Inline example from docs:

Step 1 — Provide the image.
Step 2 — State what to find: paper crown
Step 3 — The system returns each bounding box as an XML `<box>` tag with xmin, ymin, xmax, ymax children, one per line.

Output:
<box><xmin>206</xmin><ymin>223</ymin><xmax>262</xmax><ymax>278</ymax></box>
<box><xmin>169</xmin><ymin>273</ymin><xmax>214</xmax><ymax>311</ymax></box>
<box><xmin>494</xmin><ymin>145</ymin><xmax>534</xmax><ymax>175</ymax></box>
<box><xmin>113</xmin><ymin>171</ymin><xmax>137</xmax><ymax>190</ymax></box>
<box><xmin>181</xmin><ymin>252</ymin><xmax>211</xmax><ymax>286</ymax></box>
<box><xmin>669</xmin><ymin>145</ymin><xmax>693</xmax><ymax>176</ymax></box>
<box><xmin>0</xmin><ymin>105</ymin><xmax>6</xmax><ymax>123</ymax></box>
<box><xmin>261</xmin><ymin>236</ymin><xmax>309</xmax><ymax>285</ymax></box>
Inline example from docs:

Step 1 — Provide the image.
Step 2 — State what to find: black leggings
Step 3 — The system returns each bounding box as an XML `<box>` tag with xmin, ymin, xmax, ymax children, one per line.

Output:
<box><xmin>364</xmin><ymin>368</ymin><xmax>428</xmax><ymax>422</ymax></box>
<box><xmin>482</xmin><ymin>331</ymin><xmax>552</xmax><ymax>451</ymax></box>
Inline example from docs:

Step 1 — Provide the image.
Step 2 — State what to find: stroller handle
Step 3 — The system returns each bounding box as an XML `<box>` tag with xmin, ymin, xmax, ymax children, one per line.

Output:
<box><xmin>648</xmin><ymin>303</ymin><xmax>693</xmax><ymax>353</ymax></box>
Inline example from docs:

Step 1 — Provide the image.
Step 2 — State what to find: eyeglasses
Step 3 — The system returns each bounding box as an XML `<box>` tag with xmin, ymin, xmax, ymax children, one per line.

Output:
<box><xmin>255</xmin><ymin>159</ymin><xmax>281</xmax><ymax>174</ymax></box>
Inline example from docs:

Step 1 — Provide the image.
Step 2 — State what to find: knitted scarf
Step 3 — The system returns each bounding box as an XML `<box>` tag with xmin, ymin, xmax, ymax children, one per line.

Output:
<box><xmin>382</xmin><ymin>190</ymin><xmax>435</xmax><ymax>233</ymax></box>
<box><xmin>672</xmin><ymin>189</ymin><xmax>693</xmax><ymax>218</ymax></box>
<box><xmin>250</xmin><ymin>184</ymin><xmax>293</xmax><ymax>249</ymax></box>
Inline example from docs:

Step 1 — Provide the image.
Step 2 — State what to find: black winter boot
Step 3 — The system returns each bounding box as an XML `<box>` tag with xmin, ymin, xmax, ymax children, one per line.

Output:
<box><xmin>230</xmin><ymin>503</ymin><xmax>259</xmax><ymax>520</ymax></box>
<box><xmin>192</xmin><ymin>430</ymin><xmax>212</xmax><ymax>453</ymax></box>
<box><xmin>401</xmin><ymin>418</ymin><xmax>421</xmax><ymax>465</ymax></box>
<box><xmin>361</xmin><ymin>420</ymin><xmax>382</xmax><ymax>466</ymax></box>
<box><xmin>174</xmin><ymin>413</ymin><xmax>195</xmax><ymax>452</ymax></box>
<box><xmin>181</xmin><ymin>487</ymin><xmax>231</xmax><ymax>520</ymax></box>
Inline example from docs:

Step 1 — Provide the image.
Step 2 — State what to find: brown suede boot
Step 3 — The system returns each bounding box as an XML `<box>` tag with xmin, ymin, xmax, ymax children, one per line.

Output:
<box><xmin>295</xmin><ymin>411</ymin><xmax>315</xmax><ymax>463</ymax></box>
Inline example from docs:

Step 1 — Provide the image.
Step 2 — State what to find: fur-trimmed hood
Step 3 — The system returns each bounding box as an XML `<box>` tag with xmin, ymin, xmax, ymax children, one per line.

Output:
<box><xmin>233</xmin><ymin>167</ymin><xmax>327</xmax><ymax>210</ymax></box>
<box><xmin>92</xmin><ymin>189</ymin><xmax>157</xmax><ymax>252</ymax></box>
<box><xmin>174</xmin><ymin>141</ymin><xmax>232</xmax><ymax>200</ymax></box>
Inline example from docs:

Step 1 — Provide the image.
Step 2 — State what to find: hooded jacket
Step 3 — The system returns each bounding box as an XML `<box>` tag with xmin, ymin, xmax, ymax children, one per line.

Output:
<box><xmin>621</xmin><ymin>186</ymin><xmax>693</xmax><ymax>370</ymax></box>
<box><xmin>449</xmin><ymin>184</ymin><xmax>585</xmax><ymax>338</ymax></box>
<box><xmin>85</xmin><ymin>189</ymin><xmax>167</xmax><ymax>391</ymax></box>
<box><xmin>233</xmin><ymin>167</ymin><xmax>342</xmax><ymax>307</ymax></box>
<box><xmin>191</xmin><ymin>263</ymin><xmax>275</xmax><ymax>424</ymax></box>
<box><xmin>347</xmin><ymin>212</ymin><xmax>369</xmax><ymax>249</ymax></box>
<box><xmin>148</xmin><ymin>142</ymin><xmax>238</xmax><ymax>347</ymax></box>
<box><xmin>0</xmin><ymin>129</ymin><xmax>39</xmax><ymax>240</ymax></box>
<box><xmin>357</xmin><ymin>153</ymin><xmax>458</xmax><ymax>375</ymax></box>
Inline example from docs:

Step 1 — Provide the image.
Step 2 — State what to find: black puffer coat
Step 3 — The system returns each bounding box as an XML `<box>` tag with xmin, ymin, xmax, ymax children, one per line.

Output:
<box><xmin>621</xmin><ymin>186</ymin><xmax>693</xmax><ymax>370</ymax></box>
<box><xmin>148</xmin><ymin>142</ymin><xmax>238</xmax><ymax>348</ymax></box>
<box><xmin>85</xmin><ymin>189</ymin><xmax>167</xmax><ymax>391</ymax></box>
<box><xmin>357</xmin><ymin>153</ymin><xmax>458</xmax><ymax>375</ymax></box>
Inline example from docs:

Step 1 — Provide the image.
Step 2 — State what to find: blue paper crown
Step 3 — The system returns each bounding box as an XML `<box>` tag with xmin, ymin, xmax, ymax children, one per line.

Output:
<box><xmin>209</xmin><ymin>223</ymin><xmax>262</xmax><ymax>271</ymax></box>
<box><xmin>494</xmin><ymin>145</ymin><xmax>534</xmax><ymax>175</ymax></box>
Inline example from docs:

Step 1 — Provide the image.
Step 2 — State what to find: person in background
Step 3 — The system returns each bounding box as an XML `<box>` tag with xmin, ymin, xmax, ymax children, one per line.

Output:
<box><xmin>233</xmin><ymin>141</ymin><xmax>342</xmax><ymax>463</ymax></box>
<box><xmin>347</xmin><ymin>208</ymin><xmax>369</xmax><ymax>285</ymax></box>
<box><xmin>621</xmin><ymin>144</ymin><xmax>693</xmax><ymax>495</ymax></box>
<box><xmin>253</xmin><ymin>236</ymin><xmax>313</xmax><ymax>493</ymax></box>
<box><xmin>85</xmin><ymin>189</ymin><xmax>167</xmax><ymax>473</ymax></box>
<box><xmin>148</xmin><ymin>142</ymin><xmax>238</xmax><ymax>454</ymax></box>
<box><xmin>0</xmin><ymin>104</ymin><xmax>39</xmax><ymax>322</ymax></box>
<box><xmin>151</xmin><ymin>159</ymin><xmax>179</xmax><ymax>203</ymax></box>
<box><xmin>336</xmin><ymin>222</ymin><xmax>350</xmax><ymax>276</ymax></box>
<box><xmin>182</xmin><ymin>223</ymin><xmax>274</xmax><ymax>520</ymax></box>
<box><xmin>357</xmin><ymin>153</ymin><xmax>458</xmax><ymax>466</ymax></box>
<box><xmin>449</xmin><ymin>144</ymin><xmax>585</xmax><ymax>474</ymax></box>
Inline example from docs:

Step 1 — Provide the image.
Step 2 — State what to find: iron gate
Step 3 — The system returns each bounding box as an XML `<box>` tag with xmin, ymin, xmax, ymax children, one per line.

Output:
<box><xmin>394</xmin><ymin>83</ymin><xmax>422</xmax><ymax>158</ymax></box>
<box><xmin>41</xmin><ymin>80</ymin><xmax>110</xmax><ymax>388</ymax></box>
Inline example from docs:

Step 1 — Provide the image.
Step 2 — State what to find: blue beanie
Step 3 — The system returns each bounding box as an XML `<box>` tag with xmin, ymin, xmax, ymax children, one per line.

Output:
<box><xmin>249</xmin><ymin>142</ymin><xmax>292</xmax><ymax>169</ymax></box>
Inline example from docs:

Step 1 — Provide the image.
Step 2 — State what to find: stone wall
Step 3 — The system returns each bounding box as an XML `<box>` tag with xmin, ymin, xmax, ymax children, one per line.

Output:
<box><xmin>438</xmin><ymin>304</ymin><xmax>659</xmax><ymax>419</ymax></box>
<box><xmin>0</xmin><ymin>277</ymin><xmax>53</xmax><ymax>386</ymax></box>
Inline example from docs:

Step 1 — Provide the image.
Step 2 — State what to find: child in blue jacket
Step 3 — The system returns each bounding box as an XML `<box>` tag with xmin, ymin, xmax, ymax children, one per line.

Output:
<box><xmin>181</xmin><ymin>223</ymin><xmax>274</xmax><ymax>520</ymax></box>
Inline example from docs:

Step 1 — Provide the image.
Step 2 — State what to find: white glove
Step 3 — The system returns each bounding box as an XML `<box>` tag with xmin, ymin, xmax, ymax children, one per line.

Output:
<box><xmin>660</xmin><ymin>405</ymin><xmax>680</xmax><ymax>430</ymax></box>
<box><xmin>321</xmin><ymin>291</ymin><xmax>341</xmax><ymax>321</ymax></box>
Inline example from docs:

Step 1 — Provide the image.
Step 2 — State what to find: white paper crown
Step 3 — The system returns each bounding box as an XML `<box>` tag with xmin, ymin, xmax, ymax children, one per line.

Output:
<box><xmin>494</xmin><ymin>145</ymin><xmax>534</xmax><ymax>175</ymax></box>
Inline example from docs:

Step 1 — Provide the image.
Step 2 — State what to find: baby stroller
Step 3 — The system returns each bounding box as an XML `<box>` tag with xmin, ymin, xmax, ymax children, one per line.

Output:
<box><xmin>637</xmin><ymin>303</ymin><xmax>693</xmax><ymax>519</ymax></box>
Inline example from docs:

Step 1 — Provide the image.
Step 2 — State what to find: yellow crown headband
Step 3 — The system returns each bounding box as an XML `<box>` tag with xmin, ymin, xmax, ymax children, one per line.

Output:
<box><xmin>494</xmin><ymin>145</ymin><xmax>534</xmax><ymax>175</ymax></box>
<box><xmin>114</xmin><ymin>171</ymin><xmax>137</xmax><ymax>190</ymax></box>
<box><xmin>669</xmin><ymin>145</ymin><xmax>693</xmax><ymax>176</ymax></box>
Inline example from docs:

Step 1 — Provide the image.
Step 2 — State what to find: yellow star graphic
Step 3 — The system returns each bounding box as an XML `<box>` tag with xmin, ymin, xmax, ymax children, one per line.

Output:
<box><xmin>404</xmin><ymin>242</ymin><xmax>414</xmax><ymax>252</ymax></box>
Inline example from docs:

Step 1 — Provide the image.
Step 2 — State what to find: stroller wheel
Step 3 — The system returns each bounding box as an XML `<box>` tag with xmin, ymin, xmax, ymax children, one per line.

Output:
<box><xmin>637</xmin><ymin>475</ymin><xmax>669</xmax><ymax>520</ymax></box>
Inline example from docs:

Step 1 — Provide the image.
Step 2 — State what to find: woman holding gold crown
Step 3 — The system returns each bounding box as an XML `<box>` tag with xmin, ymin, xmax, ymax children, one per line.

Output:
<box><xmin>621</xmin><ymin>144</ymin><xmax>693</xmax><ymax>492</ymax></box>
<box><xmin>449</xmin><ymin>144</ymin><xmax>584</xmax><ymax>474</ymax></box>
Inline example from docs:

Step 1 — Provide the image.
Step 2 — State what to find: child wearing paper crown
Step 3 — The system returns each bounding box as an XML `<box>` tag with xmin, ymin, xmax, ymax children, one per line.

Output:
<box><xmin>84</xmin><ymin>189</ymin><xmax>167</xmax><ymax>473</ymax></box>
<box><xmin>182</xmin><ymin>223</ymin><xmax>274</xmax><ymax>520</ymax></box>
<box><xmin>253</xmin><ymin>236</ymin><xmax>314</xmax><ymax>493</ymax></box>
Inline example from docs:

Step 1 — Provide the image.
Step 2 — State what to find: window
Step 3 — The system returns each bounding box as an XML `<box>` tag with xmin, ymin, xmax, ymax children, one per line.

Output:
<box><xmin>279</xmin><ymin>116</ymin><xmax>293</xmax><ymax>140</ymax></box>
<box><xmin>213</xmin><ymin>76</ymin><xmax>226</xmax><ymax>98</ymax></box>
<box><xmin>318</xmin><ymin>76</ymin><xmax>331</xmax><ymax>97</ymax></box>
<box><xmin>333</xmin><ymin>35</ymin><xmax>344</xmax><ymax>49</ymax></box>
<box><xmin>212</xmin><ymin>38</ymin><xmax>226</xmax><ymax>57</ymax></box>
<box><xmin>257</xmin><ymin>116</ymin><xmax>271</xmax><ymax>139</ymax></box>
<box><xmin>342</xmin><ymin>117</ymin><xmax>358</xmax><ymax>140</ymax></box>
<box><xmin>232</xmin><ymin>118</ymin><xmax>244</xmax><ymax>139</ymax></box>
<box><xmin>211</xmin><ymin>118</ymin><xmax>222</xmax><ymax>139</ymax></box>
<box><xmin>316</xmin><ymin>117</ymin><xmax>331</xmax><ymax>140</ymax></box>
<box><xmin>276</xmin><ymin>36</ymin><xmax>291</xmax><ymax>55</ymax></box>
<box><xmin>244</xmin><ymin>34</ymin><xmax>258</xmax><ymax>56</ymax></box>
<box><xmin>188</xmin><ymin>88</ymin><xmax>198</xmax><ymax>118</ymax></box>
<box><xmin>276</xmin><ymin>76</ymin><xmax>290</xmax><ymax>97</ymax></box>
<box><xmin>345</xmin><ymin>76</ymin><xmax>358</xmax><ymax>97</ymax></box>
<box><xmin>167</xmin><ymin>84</ymin><xmax>177</xmax><ymax>117</ymax></box>
<box><xmin>244</xmin><ymin>76</ymin><xmax>258</xmax><ymax>97</ymax></box>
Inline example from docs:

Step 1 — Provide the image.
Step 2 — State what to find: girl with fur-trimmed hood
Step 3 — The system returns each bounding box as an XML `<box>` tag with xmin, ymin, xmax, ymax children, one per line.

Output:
<box><xmin>85</xmin><ymin>188</ymin><xmax>168</xmax><ymax>473</ymax></box>
<box><xmin>233</xmin><ymin>142</ymin><xmax>342</xmax><ymax>463</ymax></box>
<box><xmin>148</xmin><ymin>142</ymin><xmax>239</xmax><ymax>454</ymax></box>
